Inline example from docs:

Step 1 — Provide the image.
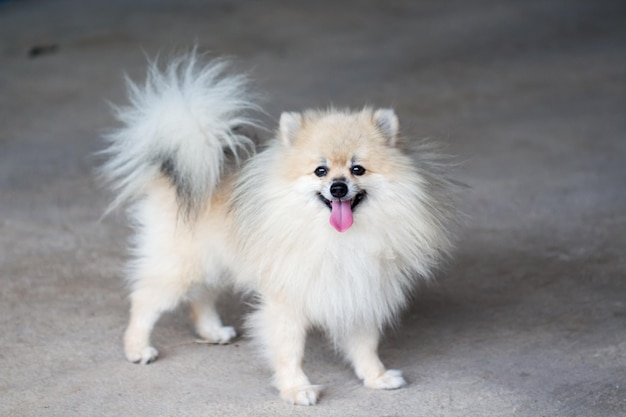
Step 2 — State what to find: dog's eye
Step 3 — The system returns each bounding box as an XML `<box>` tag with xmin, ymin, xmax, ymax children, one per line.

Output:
<box><xmin>314</xmin><ymin>166</ymin><xmax>328</xmax><ymax>177</ymax></box>
<box><xmin>351</xmin><ymin>165</ymin><xmax>366</xmax><ymax>176</ymax></box>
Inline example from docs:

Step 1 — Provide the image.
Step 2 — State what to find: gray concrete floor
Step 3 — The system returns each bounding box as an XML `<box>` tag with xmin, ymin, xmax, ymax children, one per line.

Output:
<box><xmin>1</xmin><ymin>0</ymin><xmax>625</xmax><ymax>416</ymax></box>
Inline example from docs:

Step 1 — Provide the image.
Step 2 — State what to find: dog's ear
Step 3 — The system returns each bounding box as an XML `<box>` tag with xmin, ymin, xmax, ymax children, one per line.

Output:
<box><xmin>279</xmin><ymin>112</ymin><xmax>303</xmax><ymax>145</ymax></box>
<box><xmin>373</xmin><ymin>108</ymin><xmax>399</xmax><ymax>146</ymax></box>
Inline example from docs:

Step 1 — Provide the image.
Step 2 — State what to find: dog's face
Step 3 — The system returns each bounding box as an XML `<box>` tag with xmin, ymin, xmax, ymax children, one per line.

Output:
<box><xmin>278</xmin><ymin>108</ymin><xmax>400</xmax><ymax>232</ymax></box>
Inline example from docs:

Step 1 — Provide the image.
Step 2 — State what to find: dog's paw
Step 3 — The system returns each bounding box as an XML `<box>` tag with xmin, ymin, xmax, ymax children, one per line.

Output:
<box><xmin>125</xmin><ymin>346</ymin><xmax>159</xmax><ymax>365</ymax></box>
<box><xmin>364</xmin><ymin>369</ymin><xmax>407</xmax><ymax>390</ymax></box>
<box><xmin>196</xmin><ymin>325</ymin><xmax>237</xmax><ymax>345</ymax></box>
<box><xmin>280</xmin><ymin>385</ymin><xmax>321</xmax><ymax>406</ymax></box>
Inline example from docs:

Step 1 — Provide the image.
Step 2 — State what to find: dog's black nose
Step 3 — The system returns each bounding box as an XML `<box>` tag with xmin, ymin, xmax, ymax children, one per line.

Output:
<box><xmin>330</xmin><ymin>182</ymin><xmax>348</xmax><ymax>198</ymax></box>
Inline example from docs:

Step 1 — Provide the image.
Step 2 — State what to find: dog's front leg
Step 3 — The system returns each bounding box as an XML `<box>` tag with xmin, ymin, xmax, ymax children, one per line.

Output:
<box><xmin>340</xmin><ymin>325</ymin><xmax>407</xmax><ymax>390</ymax></box>
<box><xmin>249</xmin><ymin>299</ymin><xmax>320</xmax><ymax>405</ymax></box>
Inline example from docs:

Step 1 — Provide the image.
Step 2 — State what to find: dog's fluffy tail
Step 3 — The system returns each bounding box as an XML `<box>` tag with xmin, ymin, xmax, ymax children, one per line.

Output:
<box><xmin>99</xmin><ymin>52</ymin><xmax>259</xmax><ymax>216</ymax></box>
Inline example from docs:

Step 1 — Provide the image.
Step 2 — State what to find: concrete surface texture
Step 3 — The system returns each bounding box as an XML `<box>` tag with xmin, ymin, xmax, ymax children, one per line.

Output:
<box><xmin>1</xmin><ymin>0</ymin><xmax>625</xmax><ymax>415</ymax></box>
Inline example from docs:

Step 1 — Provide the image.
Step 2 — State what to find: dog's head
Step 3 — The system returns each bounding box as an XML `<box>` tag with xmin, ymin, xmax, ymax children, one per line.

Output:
<box><xmin>278</xmin><ymin>108</ymin><xmax>401</xmax><ymax>232</ymax></box>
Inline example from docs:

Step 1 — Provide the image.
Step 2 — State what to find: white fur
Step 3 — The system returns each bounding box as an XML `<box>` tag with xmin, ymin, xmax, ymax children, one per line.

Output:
<box><xmin>101</xmin><ymin>52</ymin><xmax>456</xmax><ymax>405</ymax></box>
<box><xmin>99</xmin><ymin>52</ymin><xmax>257</xmax><ymax>214</ymax></box>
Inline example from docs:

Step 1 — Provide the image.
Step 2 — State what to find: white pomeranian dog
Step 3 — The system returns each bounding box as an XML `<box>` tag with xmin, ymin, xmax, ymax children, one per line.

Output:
<box><xmin>100</xmin><ymin>51</ymin><xmax>456</xmax><ymax>405</ymax></box>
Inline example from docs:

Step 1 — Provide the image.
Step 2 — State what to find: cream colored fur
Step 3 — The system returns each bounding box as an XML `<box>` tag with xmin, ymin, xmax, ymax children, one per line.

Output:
<box><xmin>101</xmin><ymin>52</ymin><xmax>455</xmax><ymax>405</ymax></box>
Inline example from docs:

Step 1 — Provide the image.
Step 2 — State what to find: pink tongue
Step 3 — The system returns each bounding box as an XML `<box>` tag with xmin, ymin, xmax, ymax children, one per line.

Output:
<box><xmin>329</xmin><ymin>200</ymin><xmax>353</xmax><ymax>232</ymax></box>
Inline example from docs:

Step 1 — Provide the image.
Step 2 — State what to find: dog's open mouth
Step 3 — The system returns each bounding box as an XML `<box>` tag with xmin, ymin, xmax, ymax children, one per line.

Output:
<box><xmin>318</xmin><ymin>191</ymin><xmax>366</xmax><ymax>232</ymax></box>
<box><xmin>318</xmin><ymin>191</ymin><xmax>366</xmax><ymax>211</ymax></box>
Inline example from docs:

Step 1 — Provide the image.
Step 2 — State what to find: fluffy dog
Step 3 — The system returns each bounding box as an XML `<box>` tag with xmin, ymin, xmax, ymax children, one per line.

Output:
<box><xmin>100</xmin><ymin>52</ymin><xmax>456</xmax><ymax>405</ymax></box>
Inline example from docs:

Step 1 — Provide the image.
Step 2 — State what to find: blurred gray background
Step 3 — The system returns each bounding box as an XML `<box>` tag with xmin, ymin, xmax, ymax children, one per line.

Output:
<box><xmin>1</xmin><ymin>0</ymin><xmax>624</xmax><ymax>416</ymax></box>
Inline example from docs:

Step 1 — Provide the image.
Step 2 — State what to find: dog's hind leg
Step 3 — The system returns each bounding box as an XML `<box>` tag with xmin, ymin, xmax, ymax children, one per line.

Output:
<box><xmin>123</xmin><ymin>181</ymin><xmax>210</xmax><ymax>364</ymax></box>
<box><xmin>339</xmin><ymin>325</ymin><xmax>407</xmax><ymax>390</ymax></box>
<box><xmin>124</xmin><ymin>275</ymin><xmax>190</xmax><ymax>364</ymax></box>
<box><xmin>189</xmin><ymin>285</ymin><xmax>236</xmax><ymax>344</ymax></box>
<box><xmin>124</xmin><ymin>253</ymin><xmax>200</xmax><ymax>365</ymax></box>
